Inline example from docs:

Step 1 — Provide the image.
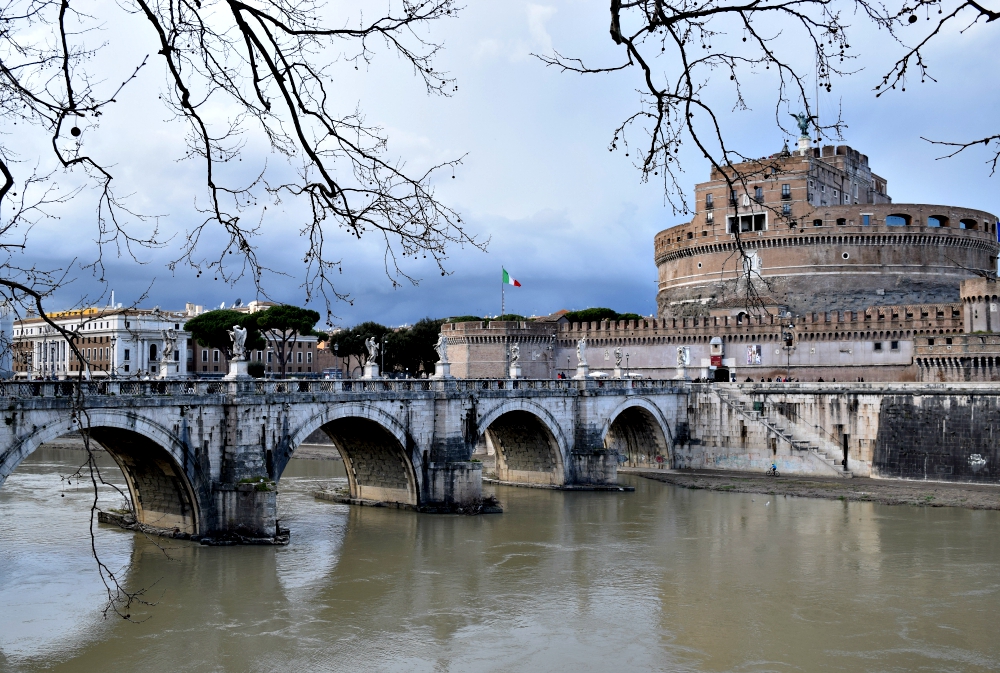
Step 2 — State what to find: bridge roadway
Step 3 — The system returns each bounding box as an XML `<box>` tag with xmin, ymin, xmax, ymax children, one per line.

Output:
<box><xmin>0</xmin><ymin>378</ymin><xmax>685</xmax><ymax>542</ymax></box>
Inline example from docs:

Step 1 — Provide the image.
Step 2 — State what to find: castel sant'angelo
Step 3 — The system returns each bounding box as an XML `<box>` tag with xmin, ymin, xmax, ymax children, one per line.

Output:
<box><xmin>442</xmin><ymin>134</ymin><xmax>1000</xmax><ymax>383</ymax></box>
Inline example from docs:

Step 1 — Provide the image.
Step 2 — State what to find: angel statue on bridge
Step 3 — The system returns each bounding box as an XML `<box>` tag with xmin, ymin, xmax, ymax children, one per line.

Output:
<box><xmin>434</xmin><ymin>333</ymin><xmax>449</xmax><ymax>364</ymax></box>
<box><xmin>365</xmin><ymin>337</ymin><xmax>380</xmax><ymax>365</ymax></box>
<box><xmin>614</xmin><ymin>347</ymin><xmax>623</xmax><ymax>367</ymax></box>
<box><xmin>228</xmin><ymin>325</ymin><xmax>248</xmax><ymax>361</ymax></box>
<box><xmin>577</xmin><ymin>338</ymin><xmax>587</xmax><ymax>366</ymax></box>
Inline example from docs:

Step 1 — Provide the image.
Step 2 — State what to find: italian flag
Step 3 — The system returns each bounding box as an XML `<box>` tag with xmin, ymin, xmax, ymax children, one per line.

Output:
<box><xmin>502</xmin><ymin>268</ymin><xmax>521</xmax><ymax>287</ymax></box>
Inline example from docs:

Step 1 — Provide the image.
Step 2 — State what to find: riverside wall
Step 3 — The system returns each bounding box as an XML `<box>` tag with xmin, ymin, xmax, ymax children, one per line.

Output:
<box><xmin>680</xmin><ymin>383</ymin><xmax>1000</xmax><ymax>482</ymax></box>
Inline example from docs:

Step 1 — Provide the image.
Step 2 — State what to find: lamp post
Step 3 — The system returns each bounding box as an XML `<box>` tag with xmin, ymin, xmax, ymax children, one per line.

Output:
<box><xmin>625</xmin><ymin>352</ymin><xmax>630</xmax><ymax>378</ymax></box>
<box><xmin>334</xmin><ymin>342</ymin><xmax>339</xmax><ymax>377</ymax></box>
<box><xmin>783</xmin><ymin>322</ymin><xmax>796</xmax><ymax>381</ymax></box>
<box><xmin>381</xmin><ymin>335</ymin><xmax>386</xmax><ymax>376</ymax></box>
<box><xmin>110</xmin><ymin>336</ymin><xmax>117</xmax><ymax>379</ymax></box>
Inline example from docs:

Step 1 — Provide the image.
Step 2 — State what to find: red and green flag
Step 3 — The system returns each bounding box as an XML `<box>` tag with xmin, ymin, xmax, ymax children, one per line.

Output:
<box><xmin>502</xmin><ymin>268</ymin><xmax>521</xmax><ymax>287</ymax></box>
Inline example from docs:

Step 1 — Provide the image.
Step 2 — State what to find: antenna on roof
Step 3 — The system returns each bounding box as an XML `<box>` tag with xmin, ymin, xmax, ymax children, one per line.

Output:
<box><xmin>220</xmin><ymin>301</ymin><xmax>226</xmax><ymax>309</ymax></box>
<box><xmin>233</xmin><ymin>298</ymin><xmax>242</xmax><ymax>308</ymax></box>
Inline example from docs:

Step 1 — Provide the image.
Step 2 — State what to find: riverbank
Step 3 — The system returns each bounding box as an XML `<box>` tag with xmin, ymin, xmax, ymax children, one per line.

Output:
<box><xmin>620</xmin><ymin>467</ymin><xmax>1000</xmax><ymax>510</ymax></box>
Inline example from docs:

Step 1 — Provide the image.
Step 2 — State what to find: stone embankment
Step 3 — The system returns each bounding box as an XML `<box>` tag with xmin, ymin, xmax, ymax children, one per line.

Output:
<box><xmin>621</xmin><ymin>467</ymin><xmax>1000</xmax><ymax>510</ymax></box>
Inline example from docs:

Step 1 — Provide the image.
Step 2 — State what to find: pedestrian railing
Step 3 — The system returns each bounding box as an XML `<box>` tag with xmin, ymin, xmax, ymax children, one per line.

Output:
<box><xmin>0</xmin><ymin>376</ymin><xmax>684</xmax><ymax>399</ymax></box>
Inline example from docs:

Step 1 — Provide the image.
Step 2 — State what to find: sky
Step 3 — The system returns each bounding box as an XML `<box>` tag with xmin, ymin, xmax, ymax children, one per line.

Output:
<box><xmin>6</xmin><ymin>0</ymin><xmax>1000</xmax><ymax>329</ymax></box>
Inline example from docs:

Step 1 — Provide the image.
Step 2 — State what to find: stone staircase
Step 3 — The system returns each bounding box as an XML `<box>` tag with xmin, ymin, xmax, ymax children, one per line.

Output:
<box><xmin>714</xmin><ymin>388</ymin><xmax>852</xmax><ymax>478</ymax></box>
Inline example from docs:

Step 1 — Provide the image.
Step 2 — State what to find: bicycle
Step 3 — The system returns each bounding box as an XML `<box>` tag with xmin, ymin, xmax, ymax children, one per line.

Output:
<box><xmin>766</xmin><ymin>464</ymin><xmax>779</xmax><ymax>477</ymax></box>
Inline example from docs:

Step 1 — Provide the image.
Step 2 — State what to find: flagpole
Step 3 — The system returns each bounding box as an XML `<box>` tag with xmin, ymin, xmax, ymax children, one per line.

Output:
<box><xmin>501</xmin><ymin>266</ymin><xmax>505</xmax><ymax>318</ymax></box>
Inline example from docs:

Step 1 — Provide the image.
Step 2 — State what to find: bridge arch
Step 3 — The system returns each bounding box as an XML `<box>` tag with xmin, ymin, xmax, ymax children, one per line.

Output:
<box><xmin>0</xmin><ymin>410</ymin><xmax>202</xmax><ymax>534</ymax></box>
<box><xmin>477</xmin><ymin>399</ymin><xmax>569</xmax><ymax>486</ymax></box>
<box><xmin>284</xmin><ymin>403</ymin><xmax>419</xmax><ymax>507</ymax></box>
<box><xmin>601</xmin><ymin>397</ymin><xmax>672</xmax><ymax>468</ymax></box>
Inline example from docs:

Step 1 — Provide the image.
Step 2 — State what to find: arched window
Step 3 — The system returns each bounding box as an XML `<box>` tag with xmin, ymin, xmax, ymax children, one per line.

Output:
<box><xmin>885</xmin><ymin>214</ymin><xmax>910</xmax><ymax>226</ymax></box>
<box><xmin>927</xmin><ymin>215</ymin><xmax>948</xmax><ymax>227</ymax></box>
<box><xmin>960</xmin><ymin>218</ymin><xmax>978</xmax><ymax>230</ymax></box>
<box><xmin>149</xmin><ymin>343</ymin><xmax>158</xmax><ymax>361</ymax></box>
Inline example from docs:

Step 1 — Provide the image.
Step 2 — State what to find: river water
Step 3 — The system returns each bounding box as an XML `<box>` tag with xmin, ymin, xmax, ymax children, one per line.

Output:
<box><xmin>2</xmin><ymin>447</ymin><xmax>1000</xmax><ymax>672</ymax></box>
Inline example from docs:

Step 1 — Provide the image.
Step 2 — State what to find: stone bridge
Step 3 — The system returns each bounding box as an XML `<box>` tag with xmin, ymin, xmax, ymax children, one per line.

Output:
<box><xmin>0</xmin><ymin>378</ymin><xmax>685</xmax><ymax>541</ymax></box>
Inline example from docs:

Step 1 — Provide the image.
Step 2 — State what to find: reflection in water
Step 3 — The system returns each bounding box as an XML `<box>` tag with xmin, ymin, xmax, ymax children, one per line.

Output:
<box><xmin>2</xmin><ymin>448</ymin><xmax>1000</xmax><ymax>672</ymax></box>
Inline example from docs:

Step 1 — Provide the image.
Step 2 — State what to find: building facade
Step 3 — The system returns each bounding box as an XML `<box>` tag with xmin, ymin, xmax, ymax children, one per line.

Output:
<box><xmin>13</xmin><ymin>306</ymin><xmax>193</xmax><ymax>379</ymax></box>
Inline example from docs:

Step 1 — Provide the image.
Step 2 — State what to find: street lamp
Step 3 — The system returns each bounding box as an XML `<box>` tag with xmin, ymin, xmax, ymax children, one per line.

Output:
<box><xmin>110</xmin><ymin>336</ymin><xmax>117</xmax><ymax>379</ymax></box>
<box><xmin>381</xmin><ymin>335</ymin><xmax>386</xmax><ymax>376</ymax></box>
<box><xmin>625</xmin><ymin>352</ymin><xmax>630</xmax><ymax>378</ymax></box>
<box><xmin>334</xmin><ymin>342</ymin><xmax>339</xmax><ymax>377</ymax></box>
<box><xmin>782</xmin><ymin>322</ymin><xmax>796</xmax><ymax>381</ymax></box>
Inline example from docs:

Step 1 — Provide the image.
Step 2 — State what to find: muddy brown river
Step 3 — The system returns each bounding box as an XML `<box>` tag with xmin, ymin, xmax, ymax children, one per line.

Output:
<box><xmin>2</xmin><ymin>447</ymin><xmax>1000</xmax><ymax>672</ymax></box>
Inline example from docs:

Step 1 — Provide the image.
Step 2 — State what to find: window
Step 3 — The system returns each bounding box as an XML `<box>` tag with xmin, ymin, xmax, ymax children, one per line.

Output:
<box><xmin>705</xmin><ymin>193</ymin><xmax>714</xmax><ymax>209</ymax></box>
<box><xmin>124</xmin><ymin>348</ymin><xmax>130</xmax><ymax>361</ymax></box>
<box><xmin>727</xmin><ymin>213</ymin><xmax>767</xmax><ymax>233</ymax></box>
<box><xmin>686</xmin><ymin>231</ymin><xmax>693</xmax><ymax>239</ymax></box>
<box><xmin>201</xmin><ymin>350</ymin><xmax>208</xmax><ymax>362</ymax></box>
<box><xmin>203</xmin><ymin>365</ymin><xmax>208</xmax><ymax>372</ymax></box>
<box><xmin>781</xmin><ymin>184</ymin><xmax>790</xmax><ymax>199</ymax></box>
<box><xmin>125</xmin><ymin>321</ymin><xmax>130</xmax><ymax>328</ymax></box>
<box><xmin>873</xmin><ymin>342</ymin><xmax>883</xmax><ymax>352</ymax></box>
<box><xmin>890</xmin><ymin>341</ymin><xmax>899</xmax><ymax>350</ymax></box>
<box><xmin>213</xmin><ymin>349</ymin><xmax>220</xmax><ymax>362</ymax></box>
<box><xmin>782</xmin><ymin>204</ymin><xmax>791</xmax><ymax>215</ymax></box>
<box><xmin>297</xmin><ymin>351</ymin><xmax>303</xmax><ymax>363</ymax></box>
<box><xmin>812</xmin><ymin>219</ymin><xmax>823</xmax><ymax>227</ymax></box>
<box><xmin>267</xmin><ymin>351</ymin><xmax>273</xmax><ymax>363</ymax></box>
<box><xmin>946</xmin><ymin>337</ymin><xmax>953</xmax><ymax>345</ymax></box>
<box><xmin>124</xmin><ymin>364</ymin><xmax>130</xmax><ymax>372</ymax></box>
<box><xmin>836</xmin><ymin>218</ymin><xmax>846</xmax><ymax>226</ymax></box>
<box><xmin>307</xmin><ymin>352</ymin><xmax>313</xmax><ymax>364</ymax></box>
<box><xmin>706</xmin><ymin>211</ymin><xmax>714</xmax><ymax>223</ymax></box>
<box><xmin>928</xmin><ymin>338</ymin><xmax>935</xmax><ymax>346</ymax></box>
<box><xmin>886</xmin><ymin>214</ymin><xmax>910</xmax><ymax>226</ymax></box>
<box><xmin>862</xmin><ymin>214</ymin><xmax>871</xmax><ymax>226</ymax></box>
<box><xmin>754</xmin><ymin>186</ymin><xmax>763</xmax><ymax>202</ymax></box>
<box><xmin>256</xmin><ymin>350</ymin><xmax>263</xmax><ymax>361</ymax></box>
<box><xmin>174</xmin><ymin>351</ymin><xmax>180</xmax><ymax>361</ymax></box>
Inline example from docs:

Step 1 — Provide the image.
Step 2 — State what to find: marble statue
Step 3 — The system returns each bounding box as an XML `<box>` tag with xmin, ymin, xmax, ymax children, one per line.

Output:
<box><xmin>676</xmin><ymin>346</ymin><xmax>691</xmax><ymax>367</ymax></box>
<box><xmin>434</xmin><ymin>334</ymin><xmax>449</xmax><ymax>363</ymax></box>
<box><xmin>161</xmin><ymin>329</ymin><xmax>176</xmax><ymax>361</ymax></box>
<box><xmin>510</xmin><ymin>342</ymin><xmax>520</xmax><ymax>363</ymax></box>
<box><xmin>576</xmin><ymin>338</ymin><xmax>587</xmax><ymax>366</ymax></box>
<box><xmin>614</xmin><ymin>347</ymin><xmax>623</xmax><ymax>367</ymax></box>
<box><xmin>228</xmin><ymin>325</ymin><xmax>248</xmax><ymax>361</ymax></box>
<box><xmin>365</xmin><ymin>337</ymin><xmax>380</xmax><ymax>365</ymax></box>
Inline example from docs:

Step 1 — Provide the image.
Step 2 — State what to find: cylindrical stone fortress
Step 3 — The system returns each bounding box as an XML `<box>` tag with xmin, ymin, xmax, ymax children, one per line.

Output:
<box><xmin>655</xmin><ymin>143</ymin><xmax>1000</xmax><ymax>316</ymax></box>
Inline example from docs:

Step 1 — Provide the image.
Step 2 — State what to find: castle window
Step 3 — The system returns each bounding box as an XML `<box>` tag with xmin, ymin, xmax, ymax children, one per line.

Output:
<box><xmin>836</xmin><ymin>218</ymin><xmax>846</xmax><ymax>226</ymax></box>
<box><xmin>781</xmin><ymin>184</ymin><xmax>791</xmax><ymax>199</ymax></box>
<box><xmin>891</xmin><ymin>341</ymin><xmax>899</xmax><ymax>350</ymax></box>
<box><xmin>928</xmin><ymin>338</ymin><xmax>935</xmax><ymax>346</ymax></box>
<box><xmin>812</xmin><ymin>219</ymin><xmax>823</xmax><ymax>227</ymax></box>
<box><xmin>946</xmin><ymin>338</ymin><xmax>953</xmax><ymax>345</ymax></box>
<box><xmin>862</xmin><ymin>214</ymin><xmax>871</xmax><ymax>226</ymax></box>
<box><xmin>959</xmin><ymin>218</ymin><xmax>978</xmax><ymax>230</ymax></box>
<box><xmin>687</xmin><ymin>231</ymin><xmax>694</xmax><ymax>239</ymax></box>
<box><xmin>874</xmin><ymin>342</ymin><xmax>883</xmax><ymax>352</ymax></box>
<box><xmin>886</xmin><ymin>214</ymin><xmax>910</xmax><ymax>226</ymax></box>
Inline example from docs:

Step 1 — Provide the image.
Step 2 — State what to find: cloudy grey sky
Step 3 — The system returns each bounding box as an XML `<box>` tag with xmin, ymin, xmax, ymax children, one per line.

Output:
<box><xmin>13</xmin><ymin>0</ymin><xmax>1000</xmax><ymax>328</ymax></box>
